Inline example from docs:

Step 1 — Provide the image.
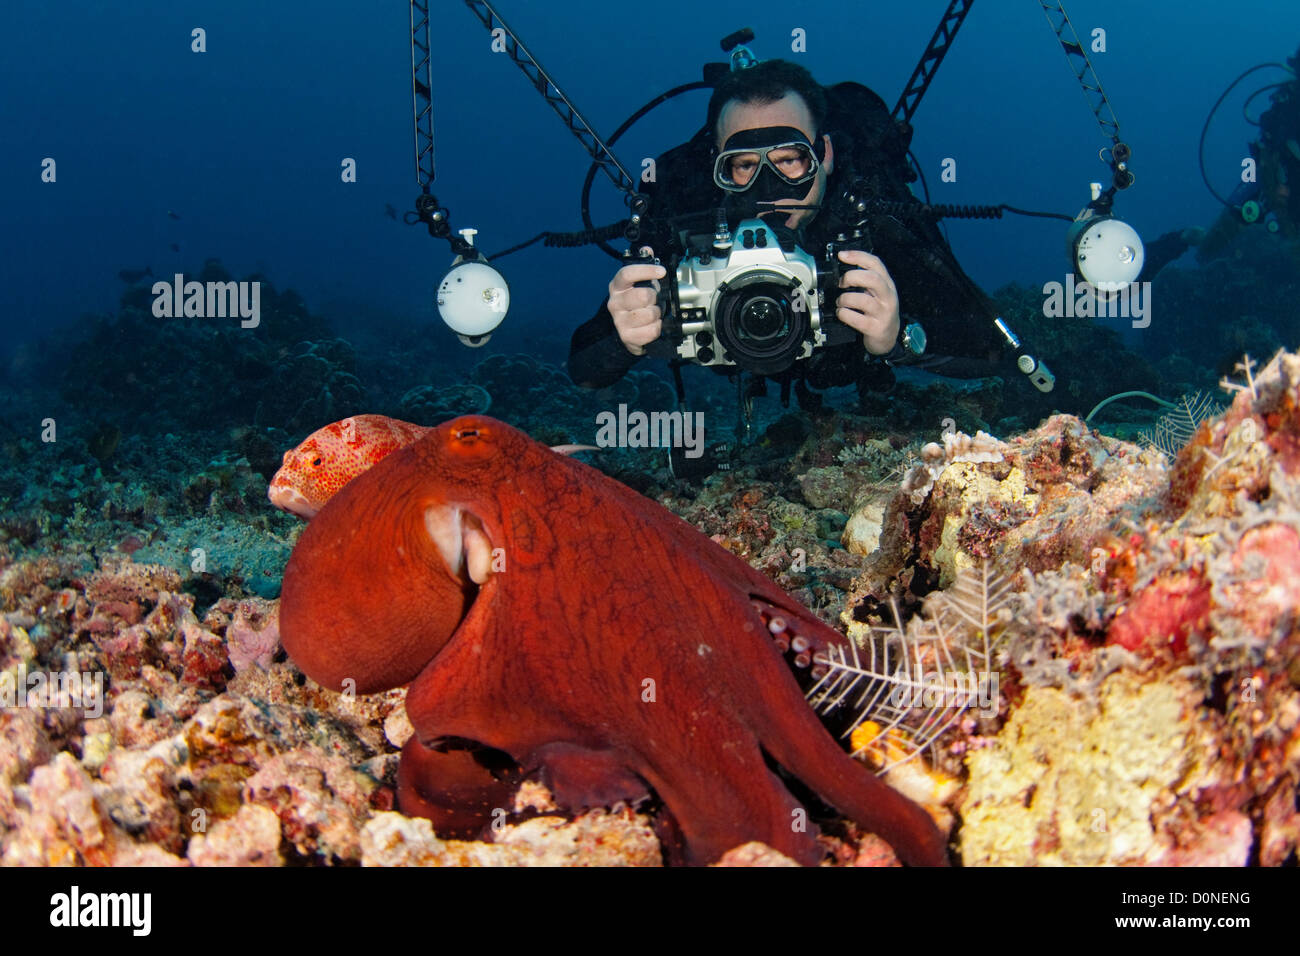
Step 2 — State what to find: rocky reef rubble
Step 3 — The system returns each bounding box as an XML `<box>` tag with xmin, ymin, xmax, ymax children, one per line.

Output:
<box><xmin>3</xmin><ymin>549</ymin><xmax>899</xmax><ymax>866</ymax></box>
<box><xmin>3</xmin><ymin>345</ymin><xmax>1298</xmax><ymax>866</ymax></box>
<box><xmin>838</xmin><ymin>350</ymin><xmax>1300</xmax><ymax>866</ymax></box>
<box><xmin>0</xmin><ymin>554</ymin><xmax>383</xmax><ymax>865</ymax></box>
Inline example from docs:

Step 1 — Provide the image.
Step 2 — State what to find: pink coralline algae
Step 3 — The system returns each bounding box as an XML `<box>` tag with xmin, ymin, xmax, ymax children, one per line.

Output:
<box><xmin>243</xmin><ymin>750</ymin><xmax>374</xmax><ymax>864</ymax></box>
<box><xmin>713</xmin><ymin>841</ymin><xmax>800</xmax><ymax>867</ymax></box>
<box><xmin>186</xmin><ymin>804</ymin><xmax>283</xmax><ymax>866</ymax></box>
<box><xmin>1105</xmin><ymin>567</ymin><xmax>1210</xmax><ymax>659</ymax></box>
<box><xmin>3</xmin><ymin>752</ymin><xmax>185</xmax><ymax>866</ymax></box>
<box><xmin>224</xmin><ymin>599</ymin><xmax>280</xmax><ymax>672</ymax></box>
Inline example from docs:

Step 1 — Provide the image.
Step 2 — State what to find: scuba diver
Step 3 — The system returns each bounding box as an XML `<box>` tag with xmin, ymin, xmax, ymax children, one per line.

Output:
<box><xmin>1088</xmin><ymin>44</ymin><xmax>1299</xmax><ymax>285</ymax></box>
<box><xmin>1195</xmin><ymin>43</ymin><xmax>1300</xmax><ymax>263</ymax></box>
<box><xmin>566</xmin><ymin>59</ymin><xmax>1010</xmax><ymax>408</ymax></box>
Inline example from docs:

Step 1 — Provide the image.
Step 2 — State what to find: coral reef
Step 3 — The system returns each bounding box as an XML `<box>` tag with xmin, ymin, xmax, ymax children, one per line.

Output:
<box><xmin>960</xmin><ymin>671</ymin><xmax>1236</xmax><ymax>865</ymax></box>
<box><xmin>836</xmin><ymin>350</ymin><xmax>1300</xmax><ymax>866</ymax></box>
<box><xmin>359</xmin><ymin>806</ymin><xmax>662</xmax><ymax>867</ymax></box>
<box><xmin>2</xmin><ymin>242</ymin><xmax>1296</xmax><ymax>865</ymax></box>
<box><xmin>260</xmin><ymin>339</ymin><xmax>366</xmax><ymax>434</ymax></box>
<box><xmin>398</xmin><ymin>383</ymin><xmax>492</xmax><ymax>423</ymax></box>
<box><xmin>59</xmin><ymin>262</ymin><xmax>347</xmax><ymax>437</ymax></box>
<box><xmin>0</xmin><ymin>551</ymin><xmax>395</xmax><ymax>865</ymax></box>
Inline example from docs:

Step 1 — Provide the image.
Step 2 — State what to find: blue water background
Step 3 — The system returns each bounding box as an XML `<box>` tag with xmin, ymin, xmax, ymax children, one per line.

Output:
<box><xmin>2</xmin><ymin>0</ymin><xmax>1296</xmax><ymax>359</ymax></box>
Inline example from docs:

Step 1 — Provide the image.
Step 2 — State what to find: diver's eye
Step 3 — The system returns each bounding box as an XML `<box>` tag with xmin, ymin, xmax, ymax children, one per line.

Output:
<box><xmin>774</xmin><ymin>155</ymin><xmax>808</xmax><ymax>175</ymax></box>
<box><xmin>312</xmin><ymin>457</ymin><xmax>323</xmax><ymax>467</ymax></box>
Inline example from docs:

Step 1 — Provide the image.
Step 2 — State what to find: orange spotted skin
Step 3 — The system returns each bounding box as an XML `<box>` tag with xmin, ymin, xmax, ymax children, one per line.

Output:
<box><xmin>268</xmin><ymin>415</ymin><xmax>430</xmax><ymax>518</ymax></box>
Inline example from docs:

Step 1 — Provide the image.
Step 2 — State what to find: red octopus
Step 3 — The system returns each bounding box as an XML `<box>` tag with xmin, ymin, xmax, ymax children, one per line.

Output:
<box><xmin>279</xmin><ymin>415</ymin><xmax>946</xmax><ymax>865</ymax></box>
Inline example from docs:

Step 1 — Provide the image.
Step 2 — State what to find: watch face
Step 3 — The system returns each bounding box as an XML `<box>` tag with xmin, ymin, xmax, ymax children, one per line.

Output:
<box><xmin>903</xmin><ymin>323</ymin><xmax>926</xmax><ymax>355</ymax></box>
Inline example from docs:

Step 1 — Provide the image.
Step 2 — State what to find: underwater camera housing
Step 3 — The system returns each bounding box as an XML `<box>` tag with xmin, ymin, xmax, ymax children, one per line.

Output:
<box><xmin>641</xmin><ymin>216</ymin><xmax>859</xmax><ymax>376</ymax></box>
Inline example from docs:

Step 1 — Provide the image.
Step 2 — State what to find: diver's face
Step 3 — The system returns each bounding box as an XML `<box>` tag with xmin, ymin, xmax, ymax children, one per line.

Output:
<box><xmin>715</xmin><ymin>93</ymin><xmax>833</xmax><ymax>229</ymax></box>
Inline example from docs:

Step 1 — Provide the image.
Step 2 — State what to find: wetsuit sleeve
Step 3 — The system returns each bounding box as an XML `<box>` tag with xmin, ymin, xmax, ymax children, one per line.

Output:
<box><xmin>1136</xmin><ymin>229</ymin><xmax>1192</xmax><ymax>283</ymax></box>
<box><xmin>567</xmin><ymin>301</ymin><xmax>643</xmax><ymax>388</ymax></box>
<box><xmin>874</xmin><ymin>223</ymin><xmax>1005</xmax><ymax>366</ymax></box>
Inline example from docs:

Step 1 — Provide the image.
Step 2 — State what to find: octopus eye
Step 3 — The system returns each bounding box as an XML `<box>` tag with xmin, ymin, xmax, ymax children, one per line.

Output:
<box><xmin>447</xmin><ymin>418</ymin><xmax>496</xmax><ymax>460</ymax></box>
<box><xmin>312</xmin><ymin>457</ymin><xmax>323</xmax><ymax>467</ymax></box>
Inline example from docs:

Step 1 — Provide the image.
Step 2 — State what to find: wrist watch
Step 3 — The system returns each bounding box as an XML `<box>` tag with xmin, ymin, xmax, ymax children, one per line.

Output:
<box><xmin>874</xmin><ymin>321</ymin><xmax>927</xmax><ymax>364</ymax></box>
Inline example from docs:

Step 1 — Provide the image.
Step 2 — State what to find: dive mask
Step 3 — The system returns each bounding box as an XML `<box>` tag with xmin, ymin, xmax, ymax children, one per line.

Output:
<box><xmin>713</xmin><ymin>126</ymin><xmax>822</xmax><ymax>194</ymax></box>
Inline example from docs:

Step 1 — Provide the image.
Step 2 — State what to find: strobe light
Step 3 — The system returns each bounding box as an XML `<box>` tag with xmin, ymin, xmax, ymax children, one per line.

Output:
<box><xmin>437</xmin><ymin>259</ymin><xmax>509</xmax><ymax>347</ymax></box>
<box><xmin>1067</xmin><ymin>215</ymin><xmax>1144</xmax><ymax>294</ymax></box>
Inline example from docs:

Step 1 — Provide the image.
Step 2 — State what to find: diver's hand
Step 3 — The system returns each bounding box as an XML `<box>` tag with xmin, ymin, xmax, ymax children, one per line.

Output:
<box><xmin>608</xmin><ymin>263</ymin><xmax>667</xmax><ymax>356</ymax></box>
<box><xmin>835</xmin><ymin>250</ymin><xmax>900</xmax><ymax>355</ymax></box>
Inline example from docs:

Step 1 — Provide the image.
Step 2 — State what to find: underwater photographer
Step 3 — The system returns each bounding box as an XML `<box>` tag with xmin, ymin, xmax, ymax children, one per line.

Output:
<box><xmin>567</xmin><ymin>59</ymin><xmax>1010</xmax><ymax>411</ymax></box>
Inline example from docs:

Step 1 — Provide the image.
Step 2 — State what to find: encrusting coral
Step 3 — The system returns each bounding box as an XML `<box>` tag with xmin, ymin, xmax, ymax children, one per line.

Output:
<box><xmin>836</xmin><ymin>350</ymin><xmax>1300</xmax><ymax>866</ymax></box>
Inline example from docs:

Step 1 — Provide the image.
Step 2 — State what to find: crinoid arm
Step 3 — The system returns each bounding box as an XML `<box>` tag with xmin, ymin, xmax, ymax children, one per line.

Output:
<box><xmin>1137</xmin><ymin>391</ymin><xmax>1225</xmax><ymax>459</ymax></box>
<box><xmin>807</xmin><ymin>563</ymin><xmax>1011</xmax><ymax>773</ymax></box>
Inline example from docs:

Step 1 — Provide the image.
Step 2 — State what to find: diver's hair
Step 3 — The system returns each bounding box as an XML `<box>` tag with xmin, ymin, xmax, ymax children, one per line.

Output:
<box><xmin>707</xmin><ymin>59</ymin><xmax>828</xmax><ymax>143</ymax></box>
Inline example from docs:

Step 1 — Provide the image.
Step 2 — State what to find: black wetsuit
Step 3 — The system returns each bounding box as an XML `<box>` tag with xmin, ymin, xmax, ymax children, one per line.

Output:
<box><xmin>1258</xmin><ymin>51</ymin><xmax>1300</xmax><ymax>232</ymax></box>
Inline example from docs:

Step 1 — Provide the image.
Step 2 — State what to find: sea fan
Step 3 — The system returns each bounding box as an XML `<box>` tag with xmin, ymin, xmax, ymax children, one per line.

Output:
<box><xmin>1137</xmin><ymin>391</ymin><xmax>1223</xmax><ymax>459</ymax></box>
<box><xmin>807</xmin><ymin>563</ymin><xmax>1013</xmax><ymax>773</ymax></box>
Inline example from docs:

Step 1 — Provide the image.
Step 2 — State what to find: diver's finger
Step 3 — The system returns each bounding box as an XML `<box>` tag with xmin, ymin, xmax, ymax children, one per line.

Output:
<box><xmin>837</xmin><ymin>304</ymin><xmax>894</xmax><ymax>337</ymax></box>
<box><xmin>835</xmin><ymin>305</ymin><xmax>869</xmax><ymax>335</ymax></box>
<box><xmin>609</xmin><ymin>264</ymin><xmax>667</xmax><ymax>295</ymax></box>
<box><xmin>836</xmin><ymin>291</ymin><xmax>885</xmax><ymax>317</ymax></box>
<box><xmin>837</xmin><ymin>249</ymin><xmax>889</xmax><ymax>275</ymax></box>
<box><xmin>612</xmin><ymin>284</ymin><xmax>660</xmax><ymax>312</ymax></box>
<box><xmin>620</xmin><ymin>313</ymin><xmax>662</xmax><ymax>347</ymax></box>
<box><xmin>841</xmin><ymin>263</ymin><xmax>897</xmax><ymax>295</ymax></box>
<box><xmin>839</xmin><ymin>267</ymin><xmax>881</xmax><ymax>293</ymax></box>
<box><xmin>618</xmin><ymin>304</ymin><xmax>661</xmax><ymax>328</ymax></box>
